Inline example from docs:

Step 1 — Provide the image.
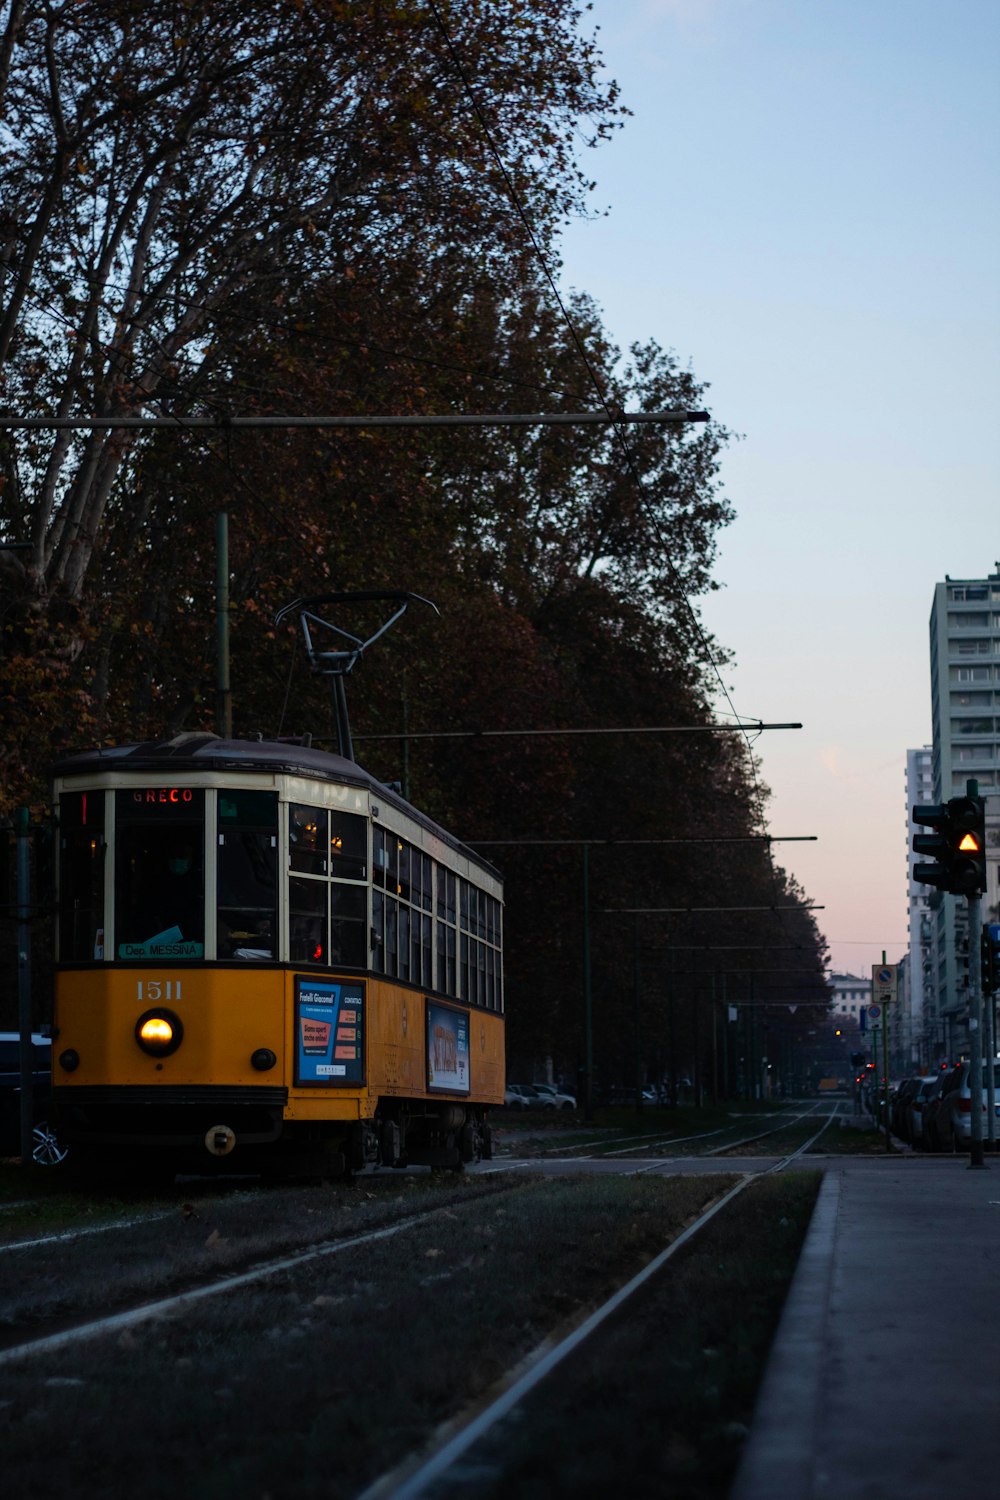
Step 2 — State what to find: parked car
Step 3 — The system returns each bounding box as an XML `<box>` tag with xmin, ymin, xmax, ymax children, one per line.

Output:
<box><xmin>0</xmin><ymin>1032</ymin><xmax>68</xmax><ymax>1165</ymax></box>
<box><xmin>890</xmin><ymin>1077</ymin><xmax>922</xmax><ymax>1141</ymax></box>
<box><xmin>504</xmin><ymin>1083</ymin><xmax>556</xmax><ymax>1110</ymax></box>
<box><xmin>532</xmin><ymin>1083</ymin><xmax>577</xmax><ymax>1111</ymax></box>
<box><xmin>907</xmin><ymin>1076</ymin><xmax>941</xmax><ymax>1148</ymax></box>
<box><xmin>930</xmin><ymin>1060</ymin><xmax>1000</xmax><ymax>1151</ymax></box>
<box><xmin>920</xmin><ymin>1072</ymin><xmax>950</xmax><ymax>1152</ymax></box>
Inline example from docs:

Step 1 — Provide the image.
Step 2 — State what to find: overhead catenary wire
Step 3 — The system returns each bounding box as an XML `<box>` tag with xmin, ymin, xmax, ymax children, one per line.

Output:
<box><xmin>0</xmin><ymin>410</ymin><xmax>707</xmax><ymax>430</ymax></box>
<box><xmin>354</xmin><ymin>720</ymin><xmax>801</xmax><ymax>742</ymax></box>
<box><xmin>606</xmin><ymin>905</ymin><xmax>825</xmax><ymax>914</ymax></box>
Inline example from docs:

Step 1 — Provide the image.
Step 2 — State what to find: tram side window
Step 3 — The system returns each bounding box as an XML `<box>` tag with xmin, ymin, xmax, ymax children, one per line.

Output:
<box><xmin>373</xmin><ymin>889</ymin><xmax>400</xmax><ymax>979</ymax></box>
<box><xmin>413</xmin><ymin>910</ymin><xmax>432</xmax><ymax>988</ymax></box>
<box><xmin>330</xmin><ymin>882</ymin><xmax>366</xmax><ymax>966</ymax></box>
<box><xmin>330</xmin><ymin>811</ymin><xmax>367</xmax><ymax>881</ymax></box>
<box><xmin>59</xmin><ymin>791</ymin><xmax>106</xmax><ymax>961</ymax></box>
<box><xmin>456</xmin><ymin>878</ymin><xmax>502</xmax><ymax>1011</ymax></box>
<box><xmin>115</xmin><ymin>789</ymin><xmax>205</xmax><ymax>958</ymax></box>
<box><xmin>436</xmin><ymin>868</ymin><xmax>458</xmax><ymax>995</ymax></box>
<box><xmin>289</xmin><ymin>876</ymin><xmax>327</xmax><ymax>964</ymax></box>
<box><xmin>290</xmin><ymin>805</ymin><xmax>328</xmax><ymax>874</ymax></box>
<box><xmin>373</xmin><ymin>825</ymin><xmax>389</xmax><ymax>888</ymax></box>
<box><xmin>217</xmin><ymin>791</ymin><xmax>277</xmax><ymax>960</ymax></box>
<box><xmin>289</xmin><ymin>803</ymin><xmax>367</xmax><ymax>969</ymax></box>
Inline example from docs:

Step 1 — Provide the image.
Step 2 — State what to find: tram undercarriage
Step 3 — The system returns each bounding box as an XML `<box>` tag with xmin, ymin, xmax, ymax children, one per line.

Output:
<box><xmin>57</xmin><ymin>1087</ymin><xmax>493</xmax><ymax>1179</ymax></box>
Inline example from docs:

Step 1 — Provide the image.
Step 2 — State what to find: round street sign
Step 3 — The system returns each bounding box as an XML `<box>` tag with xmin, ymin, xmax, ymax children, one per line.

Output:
<box><xmin>868</xmin><ymin>1003</ymin><xmax>882</xmax><ymax>1020</ymax></box>
<box><xmin>876</xmin><ymin>967</ymin><xmax>893</xmax><ymax>985</ymax></box>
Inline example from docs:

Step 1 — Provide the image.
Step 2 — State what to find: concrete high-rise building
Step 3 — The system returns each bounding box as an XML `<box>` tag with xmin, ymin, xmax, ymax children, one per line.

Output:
<box><xmin>926</xmin><ymin>566</ymin><xmax>1000</xmax><ymax>1054</ymax></box>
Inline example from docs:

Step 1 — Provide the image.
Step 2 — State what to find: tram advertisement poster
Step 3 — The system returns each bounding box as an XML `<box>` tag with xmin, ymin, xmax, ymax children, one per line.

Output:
<box><xmin>295</xmin><ymin>979</ymin><xmax>365</xmax><ymax>1087</ymax></box>
<box><xmin>426</xmin><ymin>1000</ymin><xmax>470</xmax><ymax>1095</ymax></box>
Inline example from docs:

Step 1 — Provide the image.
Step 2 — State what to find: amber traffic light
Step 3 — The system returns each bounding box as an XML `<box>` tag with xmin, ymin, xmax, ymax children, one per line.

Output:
<box><xmin>913</xmin><ymin>794</ymin><xmax>986</xmax><ymax>897</ymax></box>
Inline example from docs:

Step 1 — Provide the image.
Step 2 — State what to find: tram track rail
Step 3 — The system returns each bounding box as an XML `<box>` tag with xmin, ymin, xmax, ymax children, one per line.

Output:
<box><xmin>0</xmin><ymin>1167</ymin><xmax>756</xmax><ymax>1500</ymax></box>
<box><xmin>0</xmin><ymin>1209</ymin><xmax>432</xmax><ymax>1368</ymax></box>
<box><xmin>515</xmin><ymin>1097</ymin><xmax>831</xmax><ymax>1161</ymax></box>
<box><xmin>359</xmin><ymin>1123</ymin><xmax>830</xmax><ymax>1499</ymax></box>
<box><xmin>0</xmin><ymin>1175</ymin><xmax>520</xmax><ymax>1361</ymax></box>
<box><xmin>0</xmin><ymin>1121</ymin><xmax>831</xmax><ymax>1500</ymax></box>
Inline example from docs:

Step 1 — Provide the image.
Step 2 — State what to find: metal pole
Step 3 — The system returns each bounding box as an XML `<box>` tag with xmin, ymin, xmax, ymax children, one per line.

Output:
<box><xmin>711</xmin><ymin>974</ymin><xmax>719</xmax><ymax>1104</ymax></box>
<box><xmin>967</xmin><ymin>889</ymin><xmax>985</xmax><ymax>1169</ymax></box>
<box><xmin>721</xmin><ymin>973</ymin><xmax>729</xmax><ymax>1102</ymax></box>
<box><xmin>872</xmin><ymin>1026</ymin><xmax>880</xmax><ymax>1125</ymax></box>
<box><xmin>883</xmin><ymin>949</ymin><xmax>891</xmax><ymax>1153</ymax></box>
<box><xmin>17</xmin><ymin>808</ymin><xmax>33</xmax><ymax>1168</ymax></box>
<box><xmin>583</xmin><ymin>846</ymin><xmax>593</xmax><ymax>1120</ymax></box>
<box><xmin>633</xmin><ymin>912</ymin><xmax>642</xmax><ymax>1115</ymax></box>
<box><xmin>986</xmin><ymin>932</ymin><xmax>997</xmax><ymax>1153</ymax></box>
<box><xmin>401</xmin><ymin>682</ymin><xmax>410</xmax><ymax>802</ymax></box>
<box><xmin>215</xmin><ymin>507</ymin><xmax>232</xmax><ymax>738</ymax></box>
<box><xmin>884</xmin><ymin>1011</ymin><xmax>891</xmax><ymax>1151</ymax></box>
<box><xmin>750</xmin><ymin>977</ymin><xmax>758</xmax><ymax>1100</ymax></box>
<box><xmin>668</xmin><ymin>963</ymin><xmax>677</xmax><ymax>1107</ymax></box>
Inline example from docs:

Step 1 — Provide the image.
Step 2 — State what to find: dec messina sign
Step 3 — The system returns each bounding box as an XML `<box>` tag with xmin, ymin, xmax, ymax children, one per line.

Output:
<box><xmin>871</xmin><ymin>963</ymin><xmax>897</xmax><ymax>1009</ymax></box>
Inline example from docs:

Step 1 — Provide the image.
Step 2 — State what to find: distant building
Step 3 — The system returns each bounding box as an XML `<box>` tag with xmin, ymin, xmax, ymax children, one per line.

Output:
<box><xmin>927</xmin><ymin>566</ymin><xmax>1000</xmax><ymax>1053</ymax></box>
<box><xmin>830</xmin><ymin>972</ymin><xmax>868</xmax><ymax>1022</ymax></box>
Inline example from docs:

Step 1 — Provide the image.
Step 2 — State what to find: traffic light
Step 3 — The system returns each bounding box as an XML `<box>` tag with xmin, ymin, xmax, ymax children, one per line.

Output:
<box><xmin>912</xmin><ymin>794</ymin><xmax>986</xmax><ymax>896</ymax></box>
<box><xmin>948</xmin><ymin>795</ymin><xmax>987</xmax><ymax>894</ymax></box>
<box><xmin>983</xmin><ymin>923</ymin><xmax>1000</xmax><ymax>995</ymax></box>
<box><xmin>912</xmin><ymin>802</ymin><xmax>955</xmax><ymax>891</ymax></box>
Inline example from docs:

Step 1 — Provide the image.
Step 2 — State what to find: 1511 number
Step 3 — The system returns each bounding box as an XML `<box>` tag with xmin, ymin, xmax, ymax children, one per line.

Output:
<box><xmin>136</xmin><ymin>980</ymin><xmax>182</xmax><ymax>1002</ymax></box>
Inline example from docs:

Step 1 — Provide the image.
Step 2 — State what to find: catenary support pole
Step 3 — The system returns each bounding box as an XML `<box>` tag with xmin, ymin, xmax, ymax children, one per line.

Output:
<box><xmin>986</xmin><ymin>950</ymin><xmax>997</xmax><ymax>1153</ymax></box>
<box><xmin>883</xmin><ymin>950</ymin><xmax>891</xmax><ymax>1153</ymax></box>
<box><xmin>215</xmin><ymin>507</ymin><xmax>232</xmax><ymax>738</ymax></box>
<box><xmin>582</xmin><ymin>846</ymin><xmax>593</xmax><ymax>1121</ymax></box>
<box><xmin>17</xmin><ymin>808</ymin><xmax>33</xmax><ymax>1168</ymax></box>
<box><xmin>968</xmin><ymin>889</ymin><xmax>985</xmax><ymax>1169</ymax></box>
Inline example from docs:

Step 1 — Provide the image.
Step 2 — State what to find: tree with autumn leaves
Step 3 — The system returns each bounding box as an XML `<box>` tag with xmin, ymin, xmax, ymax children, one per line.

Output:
<box><xmin>0</xmin><ymin>0</ymin><xmax>828</xmax><ymax>1073</ymax></box>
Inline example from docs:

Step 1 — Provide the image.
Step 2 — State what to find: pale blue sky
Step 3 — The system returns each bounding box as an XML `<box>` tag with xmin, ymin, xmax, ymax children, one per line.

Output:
<box><xmin>557</xmin><ymin>0</ymin><xmax>1000</xmax><ymax>975</ymax></box>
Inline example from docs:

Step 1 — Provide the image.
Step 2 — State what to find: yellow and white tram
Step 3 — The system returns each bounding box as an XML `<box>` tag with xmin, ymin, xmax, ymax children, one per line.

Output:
<box><xmin>51</xmin><ymin>734</ymin><xmax>504</xmax><ymax>1176</ymax></box>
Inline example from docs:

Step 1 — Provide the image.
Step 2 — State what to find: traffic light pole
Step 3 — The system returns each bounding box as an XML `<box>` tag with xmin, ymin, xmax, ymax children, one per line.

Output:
<box><xmin>986</xmin><ymin>964</ymin><xmax>997</xmax><ymax>1154</ymax></box>
<box><xmin>968</xmin><ymin>889</ymin><xmax>985</xmax><ymax>1170</ymax></box>
<box><xmin>912</xmin><ymin>778</ymin><xmax>989</xmax><ymax>1166</ymax></box>
<box><xmin>17</xmin><ymin>808</ymin><xmax>34</xmax><ymax>1169</ymax></box>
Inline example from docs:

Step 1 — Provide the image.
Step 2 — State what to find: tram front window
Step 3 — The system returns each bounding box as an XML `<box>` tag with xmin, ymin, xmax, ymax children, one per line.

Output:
<box><xmin>218</xmin><ymin>791</ymin><xmax>277</xmax><ymax>960</ymax></box>
<box><xmin>115</xmin><ymin>790</ymin><xmax>205</xmax><ymax>958</ymax></box>
<box><xmin>59</xmin><ymin>790</ymin><xmax>106</xmax><ymax>961</ymax></box>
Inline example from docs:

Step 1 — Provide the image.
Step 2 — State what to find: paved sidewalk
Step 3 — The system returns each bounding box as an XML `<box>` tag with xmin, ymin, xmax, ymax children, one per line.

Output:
<box><xmin>731</xmin><ymin>1158</ymin><xmax>1000</xmax><ymax>1500</ymax></box>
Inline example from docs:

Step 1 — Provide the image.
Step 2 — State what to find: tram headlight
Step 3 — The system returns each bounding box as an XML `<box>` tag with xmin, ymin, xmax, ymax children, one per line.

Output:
<box><xmin>135</xmin><ymin>1009</ymin><xmax>184</xmax><ymax>1058</ymax></box>
<box><xmin>250</xmin><ymin>1048</ymin><xmax>277</xmax><ymax>1072</ymax></box>
<box><xmin>59</xmin><ymin>1049</ymin><xmax>80</xmax><ymax>1072</ymax></box>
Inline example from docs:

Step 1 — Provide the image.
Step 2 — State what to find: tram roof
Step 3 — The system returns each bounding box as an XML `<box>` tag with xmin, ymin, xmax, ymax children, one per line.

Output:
<box><xmin>52</xmin><ymin>733</ymin><xmax>501</xmax><ymax>882</ymax></box>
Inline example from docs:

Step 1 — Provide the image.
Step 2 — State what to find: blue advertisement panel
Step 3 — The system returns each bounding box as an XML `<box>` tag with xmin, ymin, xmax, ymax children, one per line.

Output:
<box><xmin>426</xmin><ymin>1000</ymin><xmax>470</xmax><ymax>1095</ymax></box>
<box><xmin>295</xmin><ymin>978</ymin><xmax>365</xmax><ymax>1087</ymax></box>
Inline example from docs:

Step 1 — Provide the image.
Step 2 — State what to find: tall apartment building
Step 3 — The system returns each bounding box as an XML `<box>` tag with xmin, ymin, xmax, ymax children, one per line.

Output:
<box><xmin>927</xmin><ymin>566</ymin><xmax>1000</xmax><ymax>1053</ymax></box>
<box><xmin>905</xmin><ymin>746</ymin><xmax>935</xmax><ymax>1061</ymax></box>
